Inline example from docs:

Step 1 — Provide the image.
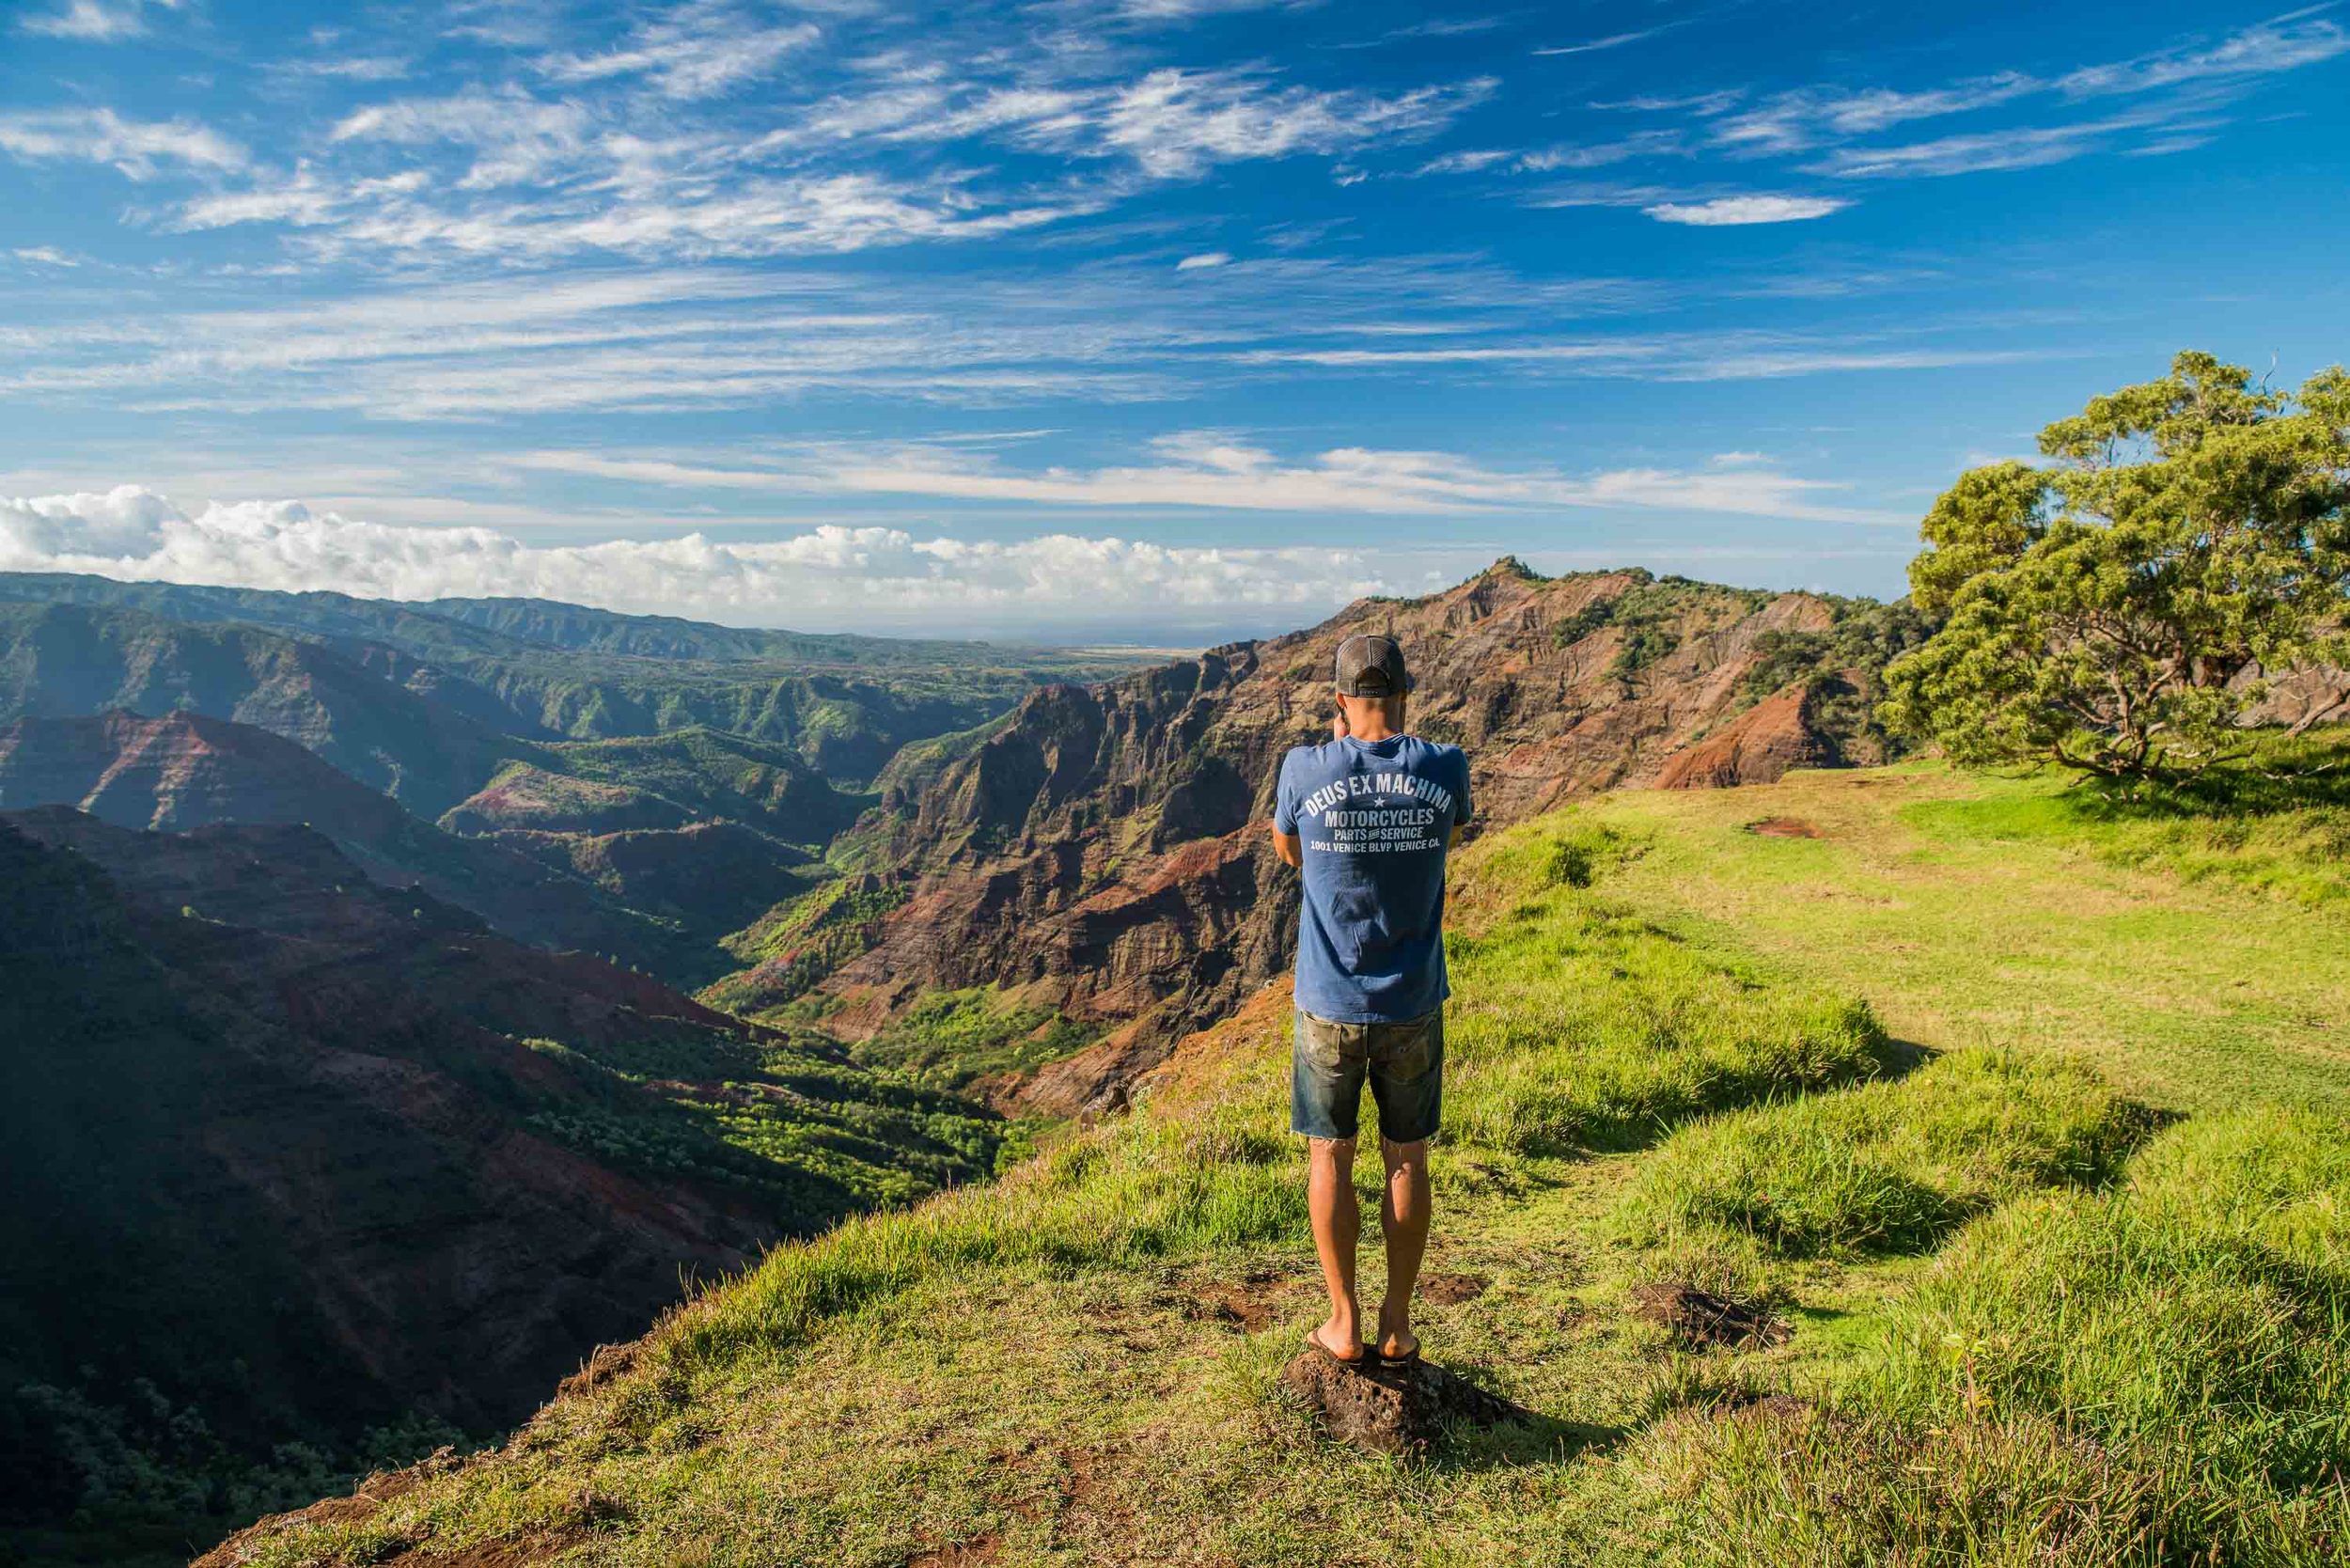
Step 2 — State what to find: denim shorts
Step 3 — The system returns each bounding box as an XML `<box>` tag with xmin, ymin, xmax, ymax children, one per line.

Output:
<box><xmin>1290</xmin><ymin>1007</ymin><xmax>1444</xmax><ymax>1144</ymax></box>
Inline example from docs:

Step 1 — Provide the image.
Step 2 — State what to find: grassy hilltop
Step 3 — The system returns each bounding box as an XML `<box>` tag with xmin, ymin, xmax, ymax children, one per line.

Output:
<box><xmin>210</xmin><ymin>738</ymin><xmax>2350</xmax><ymax>1568</ymax></box>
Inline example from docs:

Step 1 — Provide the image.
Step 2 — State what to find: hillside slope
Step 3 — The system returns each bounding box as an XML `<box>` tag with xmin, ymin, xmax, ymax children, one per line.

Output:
<box><xmin>717</xmin><ymin>561</ymin><xmax>1921</xmax><ymax>1113</ymax></box>
<box><xmin>0</xmin><ymin>709</ymin><xmax>742</xmax><ymax>976</ymax></box>
<box><xmin>202</xmin><ymin>755</ymin><xmax>2350</xmax><ymax>1566</ymax></box>
<box><xmin>0</xmin><ymin>602</ymin><xmax>525</xmax><ymax>816</ymax></box>
<box><xmin>0</xmin><ymin>811</ymin><xmax>1003</xmax><ymax>1560</ymax></box>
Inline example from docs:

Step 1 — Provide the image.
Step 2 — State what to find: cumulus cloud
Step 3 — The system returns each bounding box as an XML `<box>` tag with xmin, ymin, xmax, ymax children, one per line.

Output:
<box><xmin>0</xmin><ymin>486</ymin><xmax>1393</xmax><ymax>635</ymax></box>
<box><xmin>1643</xmin><ymin>195</ymin><xmax>1849</xmax><ymax>225</ymax></box>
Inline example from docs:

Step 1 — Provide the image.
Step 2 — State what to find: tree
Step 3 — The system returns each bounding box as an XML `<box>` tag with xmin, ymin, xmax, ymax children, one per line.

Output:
<box><xmin>1881</xmin><ymin>352</ymin><xmax>2350</xmax><ymax>780</ymax></box>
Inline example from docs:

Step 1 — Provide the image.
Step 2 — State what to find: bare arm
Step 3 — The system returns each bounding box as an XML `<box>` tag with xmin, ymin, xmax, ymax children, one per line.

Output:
<box><xmin>1272</xmin><ymin>823</ymin><xmax>1303</xmax><ymax>868</ymax></box>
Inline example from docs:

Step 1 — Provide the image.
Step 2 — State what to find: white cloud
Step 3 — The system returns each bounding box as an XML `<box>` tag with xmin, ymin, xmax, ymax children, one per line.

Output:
<box><xmin>0</xmin><ymin>108</ymin><xmax>243</xmax><ymax>177</ymax></box>
<box><xmin>1810</xmin><ymin>113</ymin><xmax>2157</xmax><ymax>179</ymax></box>
<box><xmin>538</xmin><ymin>2</ymin><xmax>820</xmax><ymax>101</ymax></box>
<box><xmin>9</xmin><ymin>246</ymin><xmax>80</xmax><ymax>267</ymax></box>
<box><xmin>1532</xmin><ymin>24</ymin><xmax>1681</xmax><ymax>57</ymax></box>
<box><xmin>0</xmin><ymin>485</ymin><xmax>1392</xmax><ymax>634</ymax></box>
<box><xmin>1175</xmin><ymin>250</ymin><xmax>1230</xmax><ymax>270</ymax></box>
<box><xmin>17</xmin><ymin>0</ymin><xmax>180</xmax><ymax>41</ymax></box>
<box><xmin>2058</xmin><ymin>13</ymin><xmax>2350</xmax><ymax>96</ymax></box>
<box><xmin>328</xmin><ymin>87</ymin><xmax>591</xmax><ymax>188</ymax></box>
<box><xmin>1643</xmin><ymin>195</ymin><xmax>1849</xmax><ymax>225</ymax></box>
<box><xmin>1088</xmin><ymin>69</ymin><xmax>1491</xmax><ymax>179</ymax></box>
<box><xmin>509</xmin><ymin>434</ymin><xmax>1899</xmax><ymax>523</ymax></box>
<box><xmin>1711</xmin><ymin>76</ymin><xmax>2037</xmax><ymax>155</ymax></box>
<box><xmin>1677</xmin><ymin>14</ymin><xmax>2346</xmax><ymax>176</ymax></box>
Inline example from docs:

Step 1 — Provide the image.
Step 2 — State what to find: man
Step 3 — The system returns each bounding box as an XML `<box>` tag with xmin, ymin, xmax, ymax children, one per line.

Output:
<box><xmin>1270</xmin><ymin>633</ymin><xmax>1472</xmax><ymax>1365</ymax></box>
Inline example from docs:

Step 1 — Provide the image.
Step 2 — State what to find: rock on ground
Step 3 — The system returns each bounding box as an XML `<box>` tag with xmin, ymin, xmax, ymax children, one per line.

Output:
<box><xmin>1279</xmin><ymin>1351</ymin><xmax>1525</xmax><ymax>1455</ymax></box>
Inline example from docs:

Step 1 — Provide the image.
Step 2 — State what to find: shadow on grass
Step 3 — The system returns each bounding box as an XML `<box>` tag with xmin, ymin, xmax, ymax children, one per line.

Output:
<box><xmin>2069</xmin><ymin>728</ymin><xmax>2350</xmax><ymax>818</ymax></box>
<box><xmin>1434</xmin><ymin>1400</ymin><xmax>1626</xmax><ymax>1474</ymax></box>
<box><xmin>1419</xmin><ymin>1382</ymin><xmax>1626</xmax><ymax>1476</ymax></box>
<box><xmin>1511</xmin><ymin>1033</ymin><xmax>1939</xmax><ymax>1167</ymax></box>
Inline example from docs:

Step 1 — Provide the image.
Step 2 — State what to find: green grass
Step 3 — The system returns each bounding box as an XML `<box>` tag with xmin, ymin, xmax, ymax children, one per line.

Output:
<box><xmin>1908</xmin><ymin>753</ymin><xmax>2350</xmax><ymax>911</ymax></box>
<box><xmin>1640</xmin><ymin>1111</ymin><xmax>2350</xmax><ymax>1563</ymax></box>
<box><xmin>1441</xmin><ymin>820</ymin><xmax>1890</xmax><ymax>1158</ymax></box>
<box><xmin>1608</xmin><ymin>1049</ymin><xmax>2154</xmax><ymax>1262</ymax></box>
<box><xmin>209</xmin><ymin>755</ymin><xmax>2350</xmax><ymax>1568</ymax></box>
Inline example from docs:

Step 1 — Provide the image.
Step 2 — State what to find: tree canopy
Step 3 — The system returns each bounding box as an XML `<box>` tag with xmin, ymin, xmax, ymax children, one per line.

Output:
<box><xmin>1882</xmin><ymin>352</ymin><xmax>2350</xmax><ymax>779</ymax></box>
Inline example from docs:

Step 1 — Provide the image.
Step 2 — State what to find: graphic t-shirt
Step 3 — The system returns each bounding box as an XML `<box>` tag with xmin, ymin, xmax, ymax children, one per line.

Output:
<box><xmin>1275</xmin><ymin>733</ymin><xmax>1473</xmax><ymax>1024</ymax></box>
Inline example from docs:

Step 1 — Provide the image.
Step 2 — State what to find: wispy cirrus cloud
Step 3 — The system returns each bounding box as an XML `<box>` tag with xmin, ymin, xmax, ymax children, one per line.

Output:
<box><xmin>144</xmin><ymin>45</ymin><xmax>1486</xmax><ymax>268</ymax></box>
<box><xmin>509</xmin><ymin>432</ymin><xmax>1901</xmax><ymax>524</ymax></box>
<box><xmin>536</xmin><ymin>1</ymin><xmax>819</xmax><ymax>100</ymax></box>
<box><xmin>0</xmin><ymin>107</ymin><xmax>243</xmax><ymax>177</ymax></box>
<box><xmin>16</xmin><ymin>0</ymin><xmax>180</xmax><ymax>41</ymax></box>
<box><xmin>1085</xmin><ymin>69</ymin><xmax>1493</xmax><ymax>179</ymax></box>
<box><xmin>1693</xmin><ymin>10</ymin><xmax>2349</xmax><ymax>176</ymax></box>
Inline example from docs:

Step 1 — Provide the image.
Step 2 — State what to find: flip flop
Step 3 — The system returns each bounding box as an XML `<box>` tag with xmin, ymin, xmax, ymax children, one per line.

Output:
<box><xmin>1304</xmin><ymin>1328</ymin><xmax>1370</xmax><ymax>1366</ymax></box>
<box><xmin>1374</xmin><ymin>1336</ymin><xmax>1422</xmax><ymax>1365</ymax></box>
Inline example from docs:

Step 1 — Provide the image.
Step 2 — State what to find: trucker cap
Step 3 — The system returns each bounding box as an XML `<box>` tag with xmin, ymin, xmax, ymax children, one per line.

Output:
<box><xmin>1334</xmin><ymin>633</ymin><xmax>1413</xmax><ymax>698</ymax></box>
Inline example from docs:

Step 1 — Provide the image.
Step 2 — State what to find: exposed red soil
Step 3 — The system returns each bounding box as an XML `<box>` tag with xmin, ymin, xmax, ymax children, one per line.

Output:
<box><xmin>1653</xmin><ymin>687</ymin><xmax>1835</xmax><ymax>792</ymax></box>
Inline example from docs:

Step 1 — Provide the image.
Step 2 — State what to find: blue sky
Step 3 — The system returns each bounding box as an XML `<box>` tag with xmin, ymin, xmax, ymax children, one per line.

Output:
<box><xmin>2</xmin><ymin>0</ymin><xmax>2345</xmax><ymax>639</ymax></box>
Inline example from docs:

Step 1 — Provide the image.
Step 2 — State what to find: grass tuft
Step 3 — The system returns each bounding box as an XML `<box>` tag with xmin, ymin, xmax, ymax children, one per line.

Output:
<box><xmin>1607</xmin><ymin>1049</ymin><xmax>2154</xmax><ymax>1260</ymax></box>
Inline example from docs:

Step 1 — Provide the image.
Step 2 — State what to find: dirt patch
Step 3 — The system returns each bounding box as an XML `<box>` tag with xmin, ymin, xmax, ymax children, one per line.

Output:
<box><xmin>1746</xmin><ymin>816</ymin><xmax>1825</xmax><ymax>839</ymax></box>
<box><xmin>1629</xmin><ymin>1283</ymin><xmax>1791</xmax><ymax>1349</ymax></box>
<box><xmin>1188</xmin><ymin>1279</ymin><xmax>1292</xmax><ymax>1332</ymax></box>
<box><xmin>1177</xmin><ymin>1263</ymin><xmax>1308</xmax><ymax>1333</ymax></box>
<box><xmin>908</xmin><ymin>1538</ymin><xmax>1000</xmax><ymax>1567</ymax></box>
<box><xmin>1418</xmin><ymin>1272</ymin><xmax>1490</xmax><ymax>1306</ymax></box>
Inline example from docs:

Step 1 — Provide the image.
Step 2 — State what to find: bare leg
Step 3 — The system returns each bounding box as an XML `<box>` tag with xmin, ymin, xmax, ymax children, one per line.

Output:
<box><xmin>1306</xmin><ymin>1137</ymin><xmax>1363</xmax><ymax>1360</ymax></box>
<box><xmin>1376</xmin><ymin>1137</ymin><xmax>1431</xmax><ymax>1359</ymax></box>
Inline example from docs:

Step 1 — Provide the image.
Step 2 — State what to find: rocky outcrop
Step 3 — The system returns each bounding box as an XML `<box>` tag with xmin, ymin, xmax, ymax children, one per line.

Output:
<box><xmin>737</xmin><ymin>563</ymin><xmax>1890</xmax><ymax>1110</ymax></box>
<box><xmin>1278</xmin><ymin>1349</ymin><xmax>1528</xmax><ymax>1456</ymax></box>
<box><xmin>1653</xmin><ymin>684</ymin><xmax>1837</xmax><ymax>790</ymax></box>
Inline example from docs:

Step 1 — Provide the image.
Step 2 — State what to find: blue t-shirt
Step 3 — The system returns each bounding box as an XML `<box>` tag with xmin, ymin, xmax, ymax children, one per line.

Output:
<box><xmin>1275</xmin><ymin>733</ymin><xmax>1473</xmax><ymax>1024</ymax></box>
